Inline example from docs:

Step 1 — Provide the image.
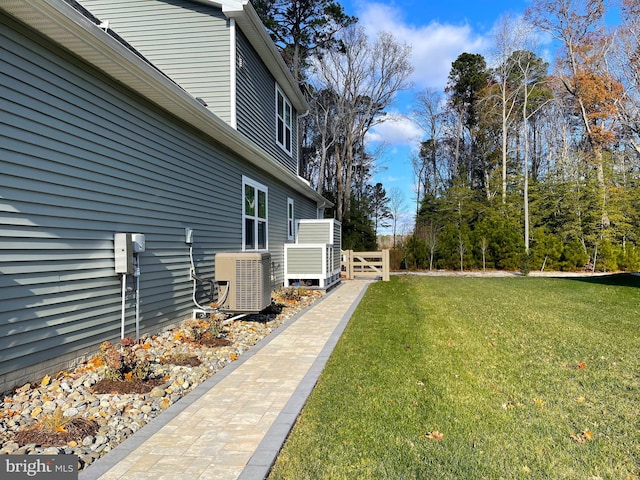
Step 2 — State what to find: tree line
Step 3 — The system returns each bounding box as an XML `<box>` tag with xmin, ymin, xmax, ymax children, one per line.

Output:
<box><xmin>409</xmin><ymin>0</ymin><xmax>640</xmax><ymax>272</ymax></box>
<box><xmin>254</xmin><ymin>0</ymin><xmax>640</xmax><ymax>271</ymax></box>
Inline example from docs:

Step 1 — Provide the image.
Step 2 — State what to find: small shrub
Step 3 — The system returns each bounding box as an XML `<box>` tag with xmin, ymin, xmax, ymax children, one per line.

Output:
<box><xmin>276</xmin><ymin>287</ymin><xmax>311</xmax><ymax>303</ymax></box>
<box><xmin>520</xmin><ymin>251</ymin><xmax>532</xmax><ymax>276</ymax></box>
<box><xmin>182</xmin><ymin>314</ymin><xmax>224</xmax><ymax>343</ymax></box>
<box><xmin>99</xmin><ymin>338</ymin><xmax>152</xmax><ymax>381</ymax></box>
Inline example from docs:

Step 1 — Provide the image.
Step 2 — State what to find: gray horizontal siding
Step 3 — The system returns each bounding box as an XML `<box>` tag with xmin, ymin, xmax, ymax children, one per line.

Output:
<box><xmin>0</xmin><ymin>12</ymin><xmax>318</xmax><ymax>389</ymax></box>
<box><xmin>298</xmin><ymin>223</ymin><xmax>331</xmax><ymax>244</ymax></box>
<box><xmin>286</xmin><ymin>248</ymin><xmax>323</xmax><ymax>274</ymax></box>
<box><xmin>79</xmin><ymin>0</ymin><xmax>232</xmax><ymax>123</ymax></box>
<box><xmin>236</xmin><ymin>29</ymin><xmax>298</xmax><ymax>174</ymax></box>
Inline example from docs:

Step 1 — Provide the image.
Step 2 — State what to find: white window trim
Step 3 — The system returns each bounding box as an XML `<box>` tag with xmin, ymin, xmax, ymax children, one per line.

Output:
<box><xmin>287</xmin><ymin>197</ymin><xmax>295</xmax><ymax>241</ymax></box>
<box><xmin>242</xmin><ymin>176</ymin><xmax>269</xmax><ymax>251</ymax></box>
<box><xmin>229</xmin><ymin>18</ymin><xmax>237</xmax><ymax>129</ymax></box>
<box><xmin>275</xmin><ymin>84</ymin><xmax>293</xmax><ymax>155</ymax></box>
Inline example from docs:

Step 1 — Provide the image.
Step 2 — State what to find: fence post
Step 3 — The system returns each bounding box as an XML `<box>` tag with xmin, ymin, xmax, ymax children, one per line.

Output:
<box><xmin>348</xmin><ymin>250</ymin><xmax>354</xmax><ymax>280</ymax></box>
<box><xmin>342</xmin><ymin>250</ymin><xmax>348</xmax><ymax>279</ymax></box>
<box><xmin>383</xmin><ymin>249</ymin><xmax>390</xmax><ymax>281</ymax></box>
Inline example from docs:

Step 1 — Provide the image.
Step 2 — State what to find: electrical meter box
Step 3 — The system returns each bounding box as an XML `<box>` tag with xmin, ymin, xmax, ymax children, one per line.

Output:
<box><xmin>132</xmin><ymin>233</ymin><xmax>145</xmax><ymax>252</ymax></box>
<box><xmin>114</xmin><ymin>233</ymin><xmax>133</xmax><ymax>274</ymax></box>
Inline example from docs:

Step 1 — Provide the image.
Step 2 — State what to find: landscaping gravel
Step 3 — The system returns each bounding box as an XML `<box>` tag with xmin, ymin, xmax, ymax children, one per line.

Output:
<box><xmin>0</xmin><ymin>289</ymin><xmax>323</xmax><ymax>470</ymax></box>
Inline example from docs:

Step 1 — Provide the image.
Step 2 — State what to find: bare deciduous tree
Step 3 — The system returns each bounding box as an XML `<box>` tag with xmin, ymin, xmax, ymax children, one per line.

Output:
<box><xmin>413</xmin><ymin>88</ymin><xmax>444</xmax><ymax>200</ymax></box>
<box><xmin>489</xmin><ymin>14</ymin><xmax>535</xmax><ymax>203</ymax></box>
<box><xmin>311</xmin><ymin>25</ymin><xmax>413</xmax><ymax>222</ymax></box>
<box><xmin>388</xmin><ymin>187</ymin><xmax>408</xmax><ymax>248</ymax></box>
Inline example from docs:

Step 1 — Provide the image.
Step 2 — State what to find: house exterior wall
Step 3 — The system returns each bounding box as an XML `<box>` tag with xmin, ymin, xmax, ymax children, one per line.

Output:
<box><xmin>80</xmin><ymin>0</ymin><xmax>233</xmax><ymax>124</ymax></box>
<box><xmin>79</xmin><ymin>0</ymin><xmax>301</xmax><ymax>176</ymax></box>
<box><xmin>0</xmin><ymin>12</ymin><xmax>317</xmax><ymax>393</ymax></box>
<box><xmin>235</xmin><ymin>29</ymin><xmax>298</xmax><ymax>173</ymax></box>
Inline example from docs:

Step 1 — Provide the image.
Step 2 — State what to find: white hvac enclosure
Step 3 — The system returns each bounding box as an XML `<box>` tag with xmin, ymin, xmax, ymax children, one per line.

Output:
<box><xmin>284</xmin><ymin>219</ymin><xmax>341</xmax><ymax>289</ymax></box>
<box><xmin>215</xmin><ymin>252</ymin><xmax>272</xmax><ymax>313</ymax></box>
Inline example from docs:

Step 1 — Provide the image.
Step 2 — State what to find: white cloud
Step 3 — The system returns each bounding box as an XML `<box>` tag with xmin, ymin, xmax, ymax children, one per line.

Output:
<box><xmin>355</xmin><ymin>2</ymin><xmax>491</xmax><ymax>91</ymax></box>
<box><xmin>366</xmin><ymin>113</ymin><xmax>422</xmax><ymax>147</ymax></box>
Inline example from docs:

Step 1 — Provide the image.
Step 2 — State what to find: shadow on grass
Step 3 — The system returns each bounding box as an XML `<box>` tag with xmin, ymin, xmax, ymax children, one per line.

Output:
<box><xmin>556</xmin><ymin>272</ymin><xmax>640</xmax><ymax>288</ymax></box>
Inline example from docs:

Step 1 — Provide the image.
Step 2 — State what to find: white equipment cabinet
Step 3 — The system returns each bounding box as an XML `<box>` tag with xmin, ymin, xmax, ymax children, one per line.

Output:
<box><xmin>284</xmin><ymin>219</ymin><xmax>341</xmax><ymax>289</ymax></box>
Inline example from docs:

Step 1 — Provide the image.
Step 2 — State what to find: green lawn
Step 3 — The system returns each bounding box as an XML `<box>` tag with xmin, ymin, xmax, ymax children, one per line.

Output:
<box><xmin>269</xmin><ymin>274</ymin><xmax>640</xmax><ymax>480</ymax></box>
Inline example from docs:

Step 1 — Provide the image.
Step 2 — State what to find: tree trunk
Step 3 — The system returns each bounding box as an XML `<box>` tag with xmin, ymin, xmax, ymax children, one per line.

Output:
<box><xmin>523</xmin><ymin>87</ymin><xmax>530</xmax><ymax>254</ymax></box>
<box><xmin>502</xmin><ymin>89</ymin><xmax>508</xmax><ymax>204</ymax></box>
<box><xmin>335</xmin><ymin>142</ymin><xmax>344</xmax><ymax>222</ymax></box>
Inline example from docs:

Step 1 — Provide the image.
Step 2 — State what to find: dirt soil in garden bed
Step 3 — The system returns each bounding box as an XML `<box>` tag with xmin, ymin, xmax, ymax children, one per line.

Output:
<box><xmin>197</xmin><ymin>337</ymin><xmax>232</xmax><ymax>348</ymax></box>
<box><xmin>91</xmin><ymin>377</ymin><xmax>166</xmax><ymax>395</ymax></box>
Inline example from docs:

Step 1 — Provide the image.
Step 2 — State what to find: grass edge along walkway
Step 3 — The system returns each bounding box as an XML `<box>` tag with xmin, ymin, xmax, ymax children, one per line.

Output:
<box><xmin>269</xmin><ymin>274</ymin><xmax>640</xmax><ymax>480</ymax></box>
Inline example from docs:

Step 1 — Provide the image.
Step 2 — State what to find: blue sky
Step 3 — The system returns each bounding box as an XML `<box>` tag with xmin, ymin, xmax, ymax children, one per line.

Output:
<box><xmin>336</xmin><ymin>0</ymin><xmax>535</xmax><ymax>232</ymax></box>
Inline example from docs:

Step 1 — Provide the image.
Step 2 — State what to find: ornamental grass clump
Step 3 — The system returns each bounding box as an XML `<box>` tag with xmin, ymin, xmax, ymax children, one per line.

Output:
<box><xmin>14</xmin><ymin>406</ymin><xmax>98</xmax><ymax>447</ymax></box>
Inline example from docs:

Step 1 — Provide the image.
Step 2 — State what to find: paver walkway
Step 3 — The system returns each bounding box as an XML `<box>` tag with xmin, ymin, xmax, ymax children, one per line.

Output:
<box><xmin>79</xmin><ymin>279</ymin><xmax>371</xmax><ymax>480</ymax></box>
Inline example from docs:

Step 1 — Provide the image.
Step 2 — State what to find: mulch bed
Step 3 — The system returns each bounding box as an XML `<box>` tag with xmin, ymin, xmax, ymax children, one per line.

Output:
<box><xmin>92</xmin><ymin>377</ymin><xmax>166</xmax><ymax>395</ymax></box>
<box><xmin>198</xmin><ymin>337</ymin><xmax>232</xmax><ymax>347</ymax></box>
<box><xmin>164</xmin><ymin>355</ymin><xmax>202</xmax><ymax>367</ymax></box>
<box><xmin>14</xmin><ymin>418</ymin><xmax>98</xmax><ymax>447</ymax></box>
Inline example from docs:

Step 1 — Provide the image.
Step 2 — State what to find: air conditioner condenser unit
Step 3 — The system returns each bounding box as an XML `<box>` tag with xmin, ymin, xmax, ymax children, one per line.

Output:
<box><xmin>215</xmin><ymin>252</ymin><xmax>272</xmax><ymax>313</ymax></box>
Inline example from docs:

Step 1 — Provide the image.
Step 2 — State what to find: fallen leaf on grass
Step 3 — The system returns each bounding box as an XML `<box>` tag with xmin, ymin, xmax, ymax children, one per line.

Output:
<box><xmin>570</xmin><ymin>430</ymin><xmax>593</xmax><ymax>443</ymax></box>
<box><xmin>425</xmin><ymin>431</ymin><xmax>444</xmax><ymax>441</ymax></box>
<box><xmin>577</xmin><ymin>361</ymin><xmax>586</xmax><ymax>370</ymax></box>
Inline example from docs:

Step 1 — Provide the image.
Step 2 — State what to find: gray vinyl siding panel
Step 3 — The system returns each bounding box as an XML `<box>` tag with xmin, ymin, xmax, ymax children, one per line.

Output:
<box><xmin>286</xmin><ymin>248</ymin><xmax>323</xmax><ymax>274</ymax></box>
<box><xmin>236</xmin><ymin>30</ymin><xmax>298</xmax><ymax>174</ymax></box>
<box><xmin>0</xmin><ymin>13</ymin><xmax>316</xmax><ymax>388</ymax></box>
<box><xmin>79</xmin><ymin>0</ymin><xmax>232</xmax><ymax>123</ymax></box>
<box><xmin>298</xmin><ymin>223</ymin><xmax>331</xmax><ymax>244</ymax></box>
<box><xmin>292</xmin><ymin>196</ymin><xmax>318</xmax><ymax>226</ymax></box>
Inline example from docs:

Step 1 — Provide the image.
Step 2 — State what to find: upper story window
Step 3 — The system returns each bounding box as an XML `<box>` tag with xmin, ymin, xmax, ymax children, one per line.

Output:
<box><xmin>276</xmin><ymin>86</ymin><xmax>292</xmax><ymax>155</ymax></box>
<box><xmin>287</xmin><ymin>198</ymin><xmax>295</xmax><ymax>241</ymax></box>
<box><xmin>243</xmin><ymin>176</ymin><xmax>268</xmax><ymax>251</ymax></box>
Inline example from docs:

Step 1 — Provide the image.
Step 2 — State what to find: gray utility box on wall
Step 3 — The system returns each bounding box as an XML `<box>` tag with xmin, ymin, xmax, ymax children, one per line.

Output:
<box><xmin>214</xmin><ymin>252</ymin><xmax>272</xmax><ymax>313</ymax></box>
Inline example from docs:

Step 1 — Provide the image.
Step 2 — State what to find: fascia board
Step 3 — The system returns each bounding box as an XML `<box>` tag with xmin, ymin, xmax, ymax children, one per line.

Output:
<box><xmin>1</xmin><ymin>0</ymin><xmax>326</xmax><ymax>207</ymax></box>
